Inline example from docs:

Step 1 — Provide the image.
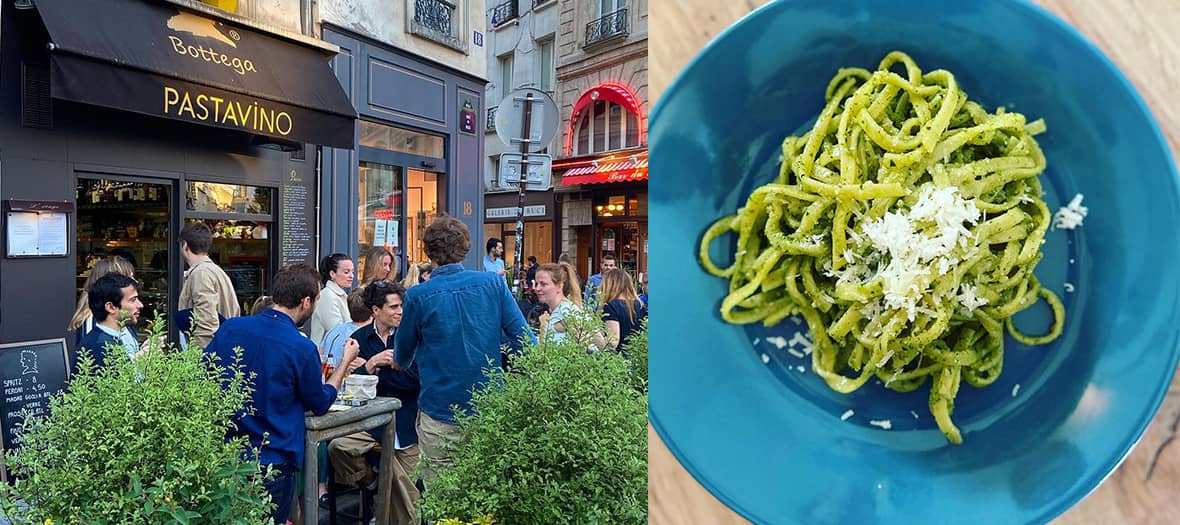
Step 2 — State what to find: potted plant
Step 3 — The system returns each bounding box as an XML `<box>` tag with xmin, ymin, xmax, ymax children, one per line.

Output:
<box><xmin>421</xmin><ymin>310</ymin><xmax>648</xmax><ymax>524</ymax></box>
<box><xmin>1</xmin><ymin>322</ymin><xmax>274</xmax><ymax>524</ymax></box>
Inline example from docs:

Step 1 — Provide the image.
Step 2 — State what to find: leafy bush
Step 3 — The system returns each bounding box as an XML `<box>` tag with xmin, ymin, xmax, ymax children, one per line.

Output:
<box><xmin>621</xmin><ymin>318</ymin><xmax>648</xmax><ymax>393</ymax></box>
<box><xmin>1</xmin><ymin>322</ymin><xmax>274</xmax><ymax>524</ymax></box>
<box><xmin>421</xmin><ymin>308</ymin><xmax>648</xmax><ymax>524</ymax></box>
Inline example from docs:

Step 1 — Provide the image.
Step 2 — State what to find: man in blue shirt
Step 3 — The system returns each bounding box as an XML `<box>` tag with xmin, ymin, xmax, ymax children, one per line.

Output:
<box><xmin>395</xmin><ymin>216</ymin><xmax>534</xmax><ymax>488</ymax></box>
<box><xmin>329</xmin><ymin>280</ymin><xmax>421</xmax><ymax>524</ymax></box>
<box><xmin>76</xmin><ymin>273</ymin><xmax>144</xmax><ymax>371</ymax></box>
<box><xmin>482</xmin><ymin>237</ymin><xmax>506</xmax><ymax>276</ymax></box>
<box><xmin>583</xmin><ymin>253</ymin><xmax>618</xmax><ymax>305</ymax></box>
<box><xmin>205</xmin><ymin>263</ymin><xmax>359</xmax><ymax>524</ymax></box>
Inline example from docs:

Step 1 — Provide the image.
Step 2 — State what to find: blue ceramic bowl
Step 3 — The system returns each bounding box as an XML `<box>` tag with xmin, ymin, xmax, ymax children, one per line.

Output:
<box><xmin>649</xmin><ymin>1</ymin><xmax>1180</xmax><ymax>524</ymax></box>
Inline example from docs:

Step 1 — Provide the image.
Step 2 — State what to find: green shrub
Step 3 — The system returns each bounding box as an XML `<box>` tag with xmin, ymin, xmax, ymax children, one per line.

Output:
<box><xmin>621</xmin><ymin>318</ymin><xmax>648</xmax><ymax>393</ymax></box>
<box><xmin>1</xmin><ymin>322</ymin><xmax>274</xmax><ymax>524</ymax></box>
<box><xmin>421</xmin><ymin>308</ymin><xmax>648</xmax><ymax>524</ymax></box>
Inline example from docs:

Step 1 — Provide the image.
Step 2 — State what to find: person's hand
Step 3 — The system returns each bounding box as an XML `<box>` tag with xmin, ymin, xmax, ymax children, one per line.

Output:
<box><xmin>341</xmin><ymin>338</ymin><xmax>360</xmax><ymax>366</ymax></box>
<box><xmin>366</xmin><ymin>349</ymin><xmax>395</xmax><ymax>372</ymax></box>
<box><xmin>137</xmin><ymin>334</ymin><xmax>166</xmax><ymax>356</ymax></box>
<box><xmin>347</xmin><ymin>356</ymin><xmax>366</xmax><ymax>372</ymax></box>
<box><xmin>498</xmin><ymin>268</ymin><xmax>507</xmax><ymax>276</ymax></box>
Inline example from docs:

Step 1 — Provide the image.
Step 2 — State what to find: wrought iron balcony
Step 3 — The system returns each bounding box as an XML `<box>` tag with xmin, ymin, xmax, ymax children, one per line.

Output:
<box><xmin>491</xmin><ymin>0</ymin><xmax>519</xmax><ymax>28</ymax></box>
<box><xmin>585</xmin><ymin>8</ymin><xmax>628</xmax><ymax>47</ymax></box>
<box><xmin>487</xmin><ymin>106</ymin><xmax>497</xmax><ymax>133</ymax></box>
<box><xmin>411</xmin><ymin>0</ymin><xmax>464</xmax><ymax>51</ymax></box>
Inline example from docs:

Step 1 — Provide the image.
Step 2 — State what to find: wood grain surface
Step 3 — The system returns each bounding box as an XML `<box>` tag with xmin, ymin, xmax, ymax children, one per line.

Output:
<box><xmin>648</xmin><ymin>1</ymin><xmax>1180</xmax><ymax>524</ymax></box>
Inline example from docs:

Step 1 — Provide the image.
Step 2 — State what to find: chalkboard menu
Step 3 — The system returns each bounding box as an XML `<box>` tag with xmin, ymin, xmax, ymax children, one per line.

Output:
<box><xmin>280</xmin><ymin>168</ymin><xmax>314</xmax><ymax>267</ymax></box>
<box><xmin>0</xmin><ymin>338</ymin><xmax>69</xmax><ymax>481</ymax></box>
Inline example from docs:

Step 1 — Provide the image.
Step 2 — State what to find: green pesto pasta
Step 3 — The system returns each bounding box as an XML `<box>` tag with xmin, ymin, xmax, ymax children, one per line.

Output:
<box><xmin>699</xmin><ymin>51</ymin><xmax>1064</xmax><ymax>445</ymax></box>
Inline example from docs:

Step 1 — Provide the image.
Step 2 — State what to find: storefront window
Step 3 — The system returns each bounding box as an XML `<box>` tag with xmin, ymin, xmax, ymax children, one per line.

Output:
<box><xmin>359</xmin><ymin>121</ymin><xmax>445</xmax><ymax>159</ymax></box>
<box><xmin>485</xmin><ymin>222</ymin><xmax>553</xmax><ymax>274</ymax></box>
<box><xmin>186</xmin><ymin>181</ymin><xmax>272</xmax><ymax>214</ymax></box>
<box><xmin>186</xmin><ymin>218</ymin><xmax>271</xmax><ymax>315</ymax></box>
<box><xmin>76</xmin><ymin>178</ymin><xmax>172</xmax><ymax>340</ymax></box>
<box><xmin>358</xmin><ymin>162</ymin><xmax>404</xmax><ymax>281</ymax></box>
<box><xmin>595</xmin><ymin>195</ymin><xmax>627</xmax><ymax>217</ymax></box>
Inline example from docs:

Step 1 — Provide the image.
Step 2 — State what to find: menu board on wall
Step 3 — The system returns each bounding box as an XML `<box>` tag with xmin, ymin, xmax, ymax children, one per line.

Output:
<box><xmin>0</xmin><ymin>338</ymin><xmax>69</xmax><ymax>482</ymax></box>
<box><xmin>280</xmin><ymin>168</ymin><xmax>315</xmax><ymax>267</ymax></box>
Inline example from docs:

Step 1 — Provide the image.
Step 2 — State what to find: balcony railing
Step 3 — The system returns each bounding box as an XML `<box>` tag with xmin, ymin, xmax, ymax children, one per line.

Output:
<box><xmin>487</xmin><ymin>106</ymin><xmax>497</xmax><ymax>133</ymax></box>
<box><xmin>585</xmin><ymin>8</ymin><xmax>628</xmax><ymax>47</ymax></box>
<box><xmin>411</xmin><ymin>0</ymin><xmax>464</xmax><ymax>51</ymax></box>
<box><xmin>491</xmin><ymin>0</ymin><xmax>519</xmax><ymax>28</ymax></box>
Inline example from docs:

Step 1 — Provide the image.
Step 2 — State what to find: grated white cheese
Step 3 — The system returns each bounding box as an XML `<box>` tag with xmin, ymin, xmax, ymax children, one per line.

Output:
<box><xmin>840</xmin><ymin>409</ymin><xmax>855</xmax><ymax>421</ymax></box>
<box><xmin>1052</xmin><ymin>194</ymin><xmax>1088</xmax><ymax>230</ymax></box>
<box><xmin>752</xmin><ymin>337</ymin><xmax>760</xmax><ymax>346</ymax></box>
<box><xmin>845</xmin><ymin>184</ymin><xmax>981</xmax><ymax>321</ymax></box>
<box><xmin>787</xmin><ymin>348</ymin><xmax>805</xmax><ymax>358</ymax></box>
<box><xmin>765</xmin><ymin>336</ymin><xmax>788</xmax><ymax>349</ymax></box>
<box><xmin>796</xmin><ymin>365</ymin><xmax>806</xmax><ymax>373</ymax></box>
<box><xmin>910</xmin><ymin>410</ymin><xmax>919</xmax><ymax>420</ymax></box>
<box><xmin>761</xmin><ymin>353</ymin><xmax>770</xmax><ymax>364</ymax></box>
<box><xmin>956</xmin><ymin>283</ymin><xmax>989</xmax><ymax>312</ymax></box>
<box><xmin>1012</xmin><ymin>384</ymin><xmax>1021</xmax><ymax>397</ymax></box>
<box><xmin>869</xmin><ymin>419</ymin><xmax>893</xmax><ymax>430</ymax></box>
<box><xmin>789</xmin><ymin>332</ymin><xmax>815</xmax><ymax>354</ymax></box>
<box><xmin>1063</xmin><ymin>283</ymin><xmax>1075</xmax><ymax>293</ymax></box>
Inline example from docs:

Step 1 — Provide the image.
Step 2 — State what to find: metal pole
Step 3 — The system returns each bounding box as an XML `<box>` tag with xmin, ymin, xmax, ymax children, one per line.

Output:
<box><xmin>512</xmin><ymin>93</ymin><xmax>535</xmax><ymax>298</ymax></box>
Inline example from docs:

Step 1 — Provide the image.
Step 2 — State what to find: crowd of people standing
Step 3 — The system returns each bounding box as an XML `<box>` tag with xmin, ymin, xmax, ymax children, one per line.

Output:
<box><xmin>68</xmin><ymin>217</ymin><xmax>648</xmax><ymax>524</ymax></box>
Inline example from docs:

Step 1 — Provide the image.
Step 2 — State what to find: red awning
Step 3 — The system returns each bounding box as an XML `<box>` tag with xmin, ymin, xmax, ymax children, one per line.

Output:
<box><xmin>561</xmin><ymin>157</ymin><xmax>648</xmax><ymax>185</ymax></box>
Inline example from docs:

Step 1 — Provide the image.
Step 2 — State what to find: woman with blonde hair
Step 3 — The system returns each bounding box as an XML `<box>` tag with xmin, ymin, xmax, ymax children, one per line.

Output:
<box><xmin>69</xmin><ymin>255</ymin><xmax>136</xmax><ymax>346</ymax></box>
<box><xmin>359</xmin><ymin>247</ymin><xmax>395</xmax><ymax>286</ymax></box>
<box><xmin>402</xmin><ymin>261</ymin><xmax>435</xmax><ymax>288</ymax></box>
<box><xmin>535</xmin><ymin>262</ymin><xmax>605</xmax><ymax>349</ymax></box>
<box><xmin>598</xmin><ymin>269</ymin><xmax>647</xmax><ymax>353</ymax></box>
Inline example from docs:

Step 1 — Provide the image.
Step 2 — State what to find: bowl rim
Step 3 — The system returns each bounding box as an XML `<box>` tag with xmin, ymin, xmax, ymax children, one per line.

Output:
<box><xmin>648</xmin><ymin>0</ymin><xmax>1180</xmax><ymax>523</ymax></box>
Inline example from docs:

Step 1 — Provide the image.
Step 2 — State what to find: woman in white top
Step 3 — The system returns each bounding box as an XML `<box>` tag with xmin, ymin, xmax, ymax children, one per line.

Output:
<box><xmin>535</xmin><ymin>262</ymin><xmax>606</xmax><ymax>350</ymax></box>
<box><xmin>309</xmin><ymin>253</ymin><xmax>354</xmax><ymax>343</ymax></box>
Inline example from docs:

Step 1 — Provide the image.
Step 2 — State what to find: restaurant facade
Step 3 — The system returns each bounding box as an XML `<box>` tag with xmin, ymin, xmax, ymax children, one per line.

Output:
<box><xmin>0</xmin><ymin>0</ymin><xmax>354</xmax><ymax>349</ymax></box>
<box><xmin>318</xmin><ymin>24</ymin><xmax>488</xmax><ymax>277</ymax></box>
<box><xmin>553</xmin><ymin>0</ymin><xmax>648</xmax><ymax>282</ymax></box>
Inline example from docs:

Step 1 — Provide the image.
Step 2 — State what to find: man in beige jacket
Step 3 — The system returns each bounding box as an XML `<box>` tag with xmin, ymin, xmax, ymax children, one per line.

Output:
<box><xmin>179</xmin><ymin>222</ymin><xmax>240</xmax><ymax>348</ymax></box>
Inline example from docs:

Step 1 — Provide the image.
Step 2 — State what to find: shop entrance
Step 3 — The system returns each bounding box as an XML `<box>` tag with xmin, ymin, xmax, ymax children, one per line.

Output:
<box><xmin>76</xmin><ymin>176</ymin><xmax>175</xmax><ymax>340</ymax></box>
<box><xmin>357</xmin><ymin>124</ymin><xmax>447</xmax><ymax>280</ymax></box>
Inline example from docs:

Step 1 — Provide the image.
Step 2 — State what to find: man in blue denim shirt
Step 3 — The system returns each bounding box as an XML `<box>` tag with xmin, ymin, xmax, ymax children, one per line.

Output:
<box><xmin>394</xmin><ymin>215</ymin><xmax>535</xmax><ymax>487</ymax></box>
<box><xmin>206</xmin><ymin>264</ymin><xmax>359</xmax><ymax>524</ymax></box>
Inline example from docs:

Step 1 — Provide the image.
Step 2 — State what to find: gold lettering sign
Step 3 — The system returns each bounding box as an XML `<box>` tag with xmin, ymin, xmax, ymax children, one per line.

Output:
<box><xmin>168</xmin><ymin>36</ymin><xmax>257</xmax><ymax>76</ymax></box>
<box><xmin>164</xmin><ymin>85</ymin><xmax>292</xmax><ymax>136</ymax></box>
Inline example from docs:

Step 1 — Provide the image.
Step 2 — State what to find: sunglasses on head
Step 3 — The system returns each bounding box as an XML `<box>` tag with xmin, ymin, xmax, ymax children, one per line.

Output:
<box><xmin>372</xmin><ymin>280</ymin><xmax>394</xmax><ymax>290</ymax></box>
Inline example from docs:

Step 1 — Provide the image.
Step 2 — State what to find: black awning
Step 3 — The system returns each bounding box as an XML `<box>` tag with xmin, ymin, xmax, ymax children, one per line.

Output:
<box><xmin>36</xmin><ymin>0</ymin><xmax>357</xmax><ymax>149</ymax></box>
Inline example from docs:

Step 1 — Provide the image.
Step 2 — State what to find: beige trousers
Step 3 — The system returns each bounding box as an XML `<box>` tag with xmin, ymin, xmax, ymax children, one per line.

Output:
<box><xmin>327</xmin><ymin>432</ymin><xmax>421</xmax><ymax>525</ymax></box>
<box><xmin>414</xmin><ymin>410</ymin><xmax>468</xmax><ymax>491</ymax></box>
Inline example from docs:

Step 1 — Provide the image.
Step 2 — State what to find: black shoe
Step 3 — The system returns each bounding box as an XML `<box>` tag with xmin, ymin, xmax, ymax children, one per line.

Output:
<box><xmin>318</xmin><ymin>493</ymin><xmax>331</xmax><ymax>509</ymax></box>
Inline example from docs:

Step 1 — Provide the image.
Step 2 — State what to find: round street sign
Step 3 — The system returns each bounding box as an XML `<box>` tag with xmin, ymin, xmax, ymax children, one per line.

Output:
<box><xmin>495</xmin><ymin>88</ymin><xmax>559</xmax><ymax>153</ymax></box>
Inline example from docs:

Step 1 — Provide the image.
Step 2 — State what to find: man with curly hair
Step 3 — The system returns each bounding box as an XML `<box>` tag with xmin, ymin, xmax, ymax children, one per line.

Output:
<box><xmin>393</xmin><ymin>215</ymin><xmax>535</xmax><ymax>487</ymax></box>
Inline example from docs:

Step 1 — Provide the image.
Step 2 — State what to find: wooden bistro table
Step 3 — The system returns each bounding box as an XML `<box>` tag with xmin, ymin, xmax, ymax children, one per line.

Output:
<box><xmin>303</xmin><ymin>397</ymin><xmax>402</xmax><ymax>525</ymax></box>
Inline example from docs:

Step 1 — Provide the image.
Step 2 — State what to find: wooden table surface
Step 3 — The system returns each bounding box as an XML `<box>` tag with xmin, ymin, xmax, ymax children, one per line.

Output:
<box><xmin>648</xmin><ymin>1</ymin><xmax>1180</xmax><ymax>524</ymax></box>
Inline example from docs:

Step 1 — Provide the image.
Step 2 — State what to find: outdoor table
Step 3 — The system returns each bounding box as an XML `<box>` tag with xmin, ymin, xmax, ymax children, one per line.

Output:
<box><xmin>303</xmin><ymin>397</ymin><xmax>402</xmax><ymax>525</ymax></box>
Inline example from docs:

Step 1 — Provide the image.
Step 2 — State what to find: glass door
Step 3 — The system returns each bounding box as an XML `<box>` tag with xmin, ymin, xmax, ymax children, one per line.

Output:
<box><xmin>406</xmin><ymin>168</ymin><xmax>444</xmax><ymax>268</ymax></box>
<box><xmin>358</xmin><ymin>122</ymin><xmax>448</xmax><ymax>279</ymax></box>
<box><xmin>358</xmin><ymin>161</ymin><xmax>403</xmax><ymax>281</ymax></box>
<box><xmin>76</xmin><ymin>177</ymin><xmax>175</xmax><ymax>340</ymax></box>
